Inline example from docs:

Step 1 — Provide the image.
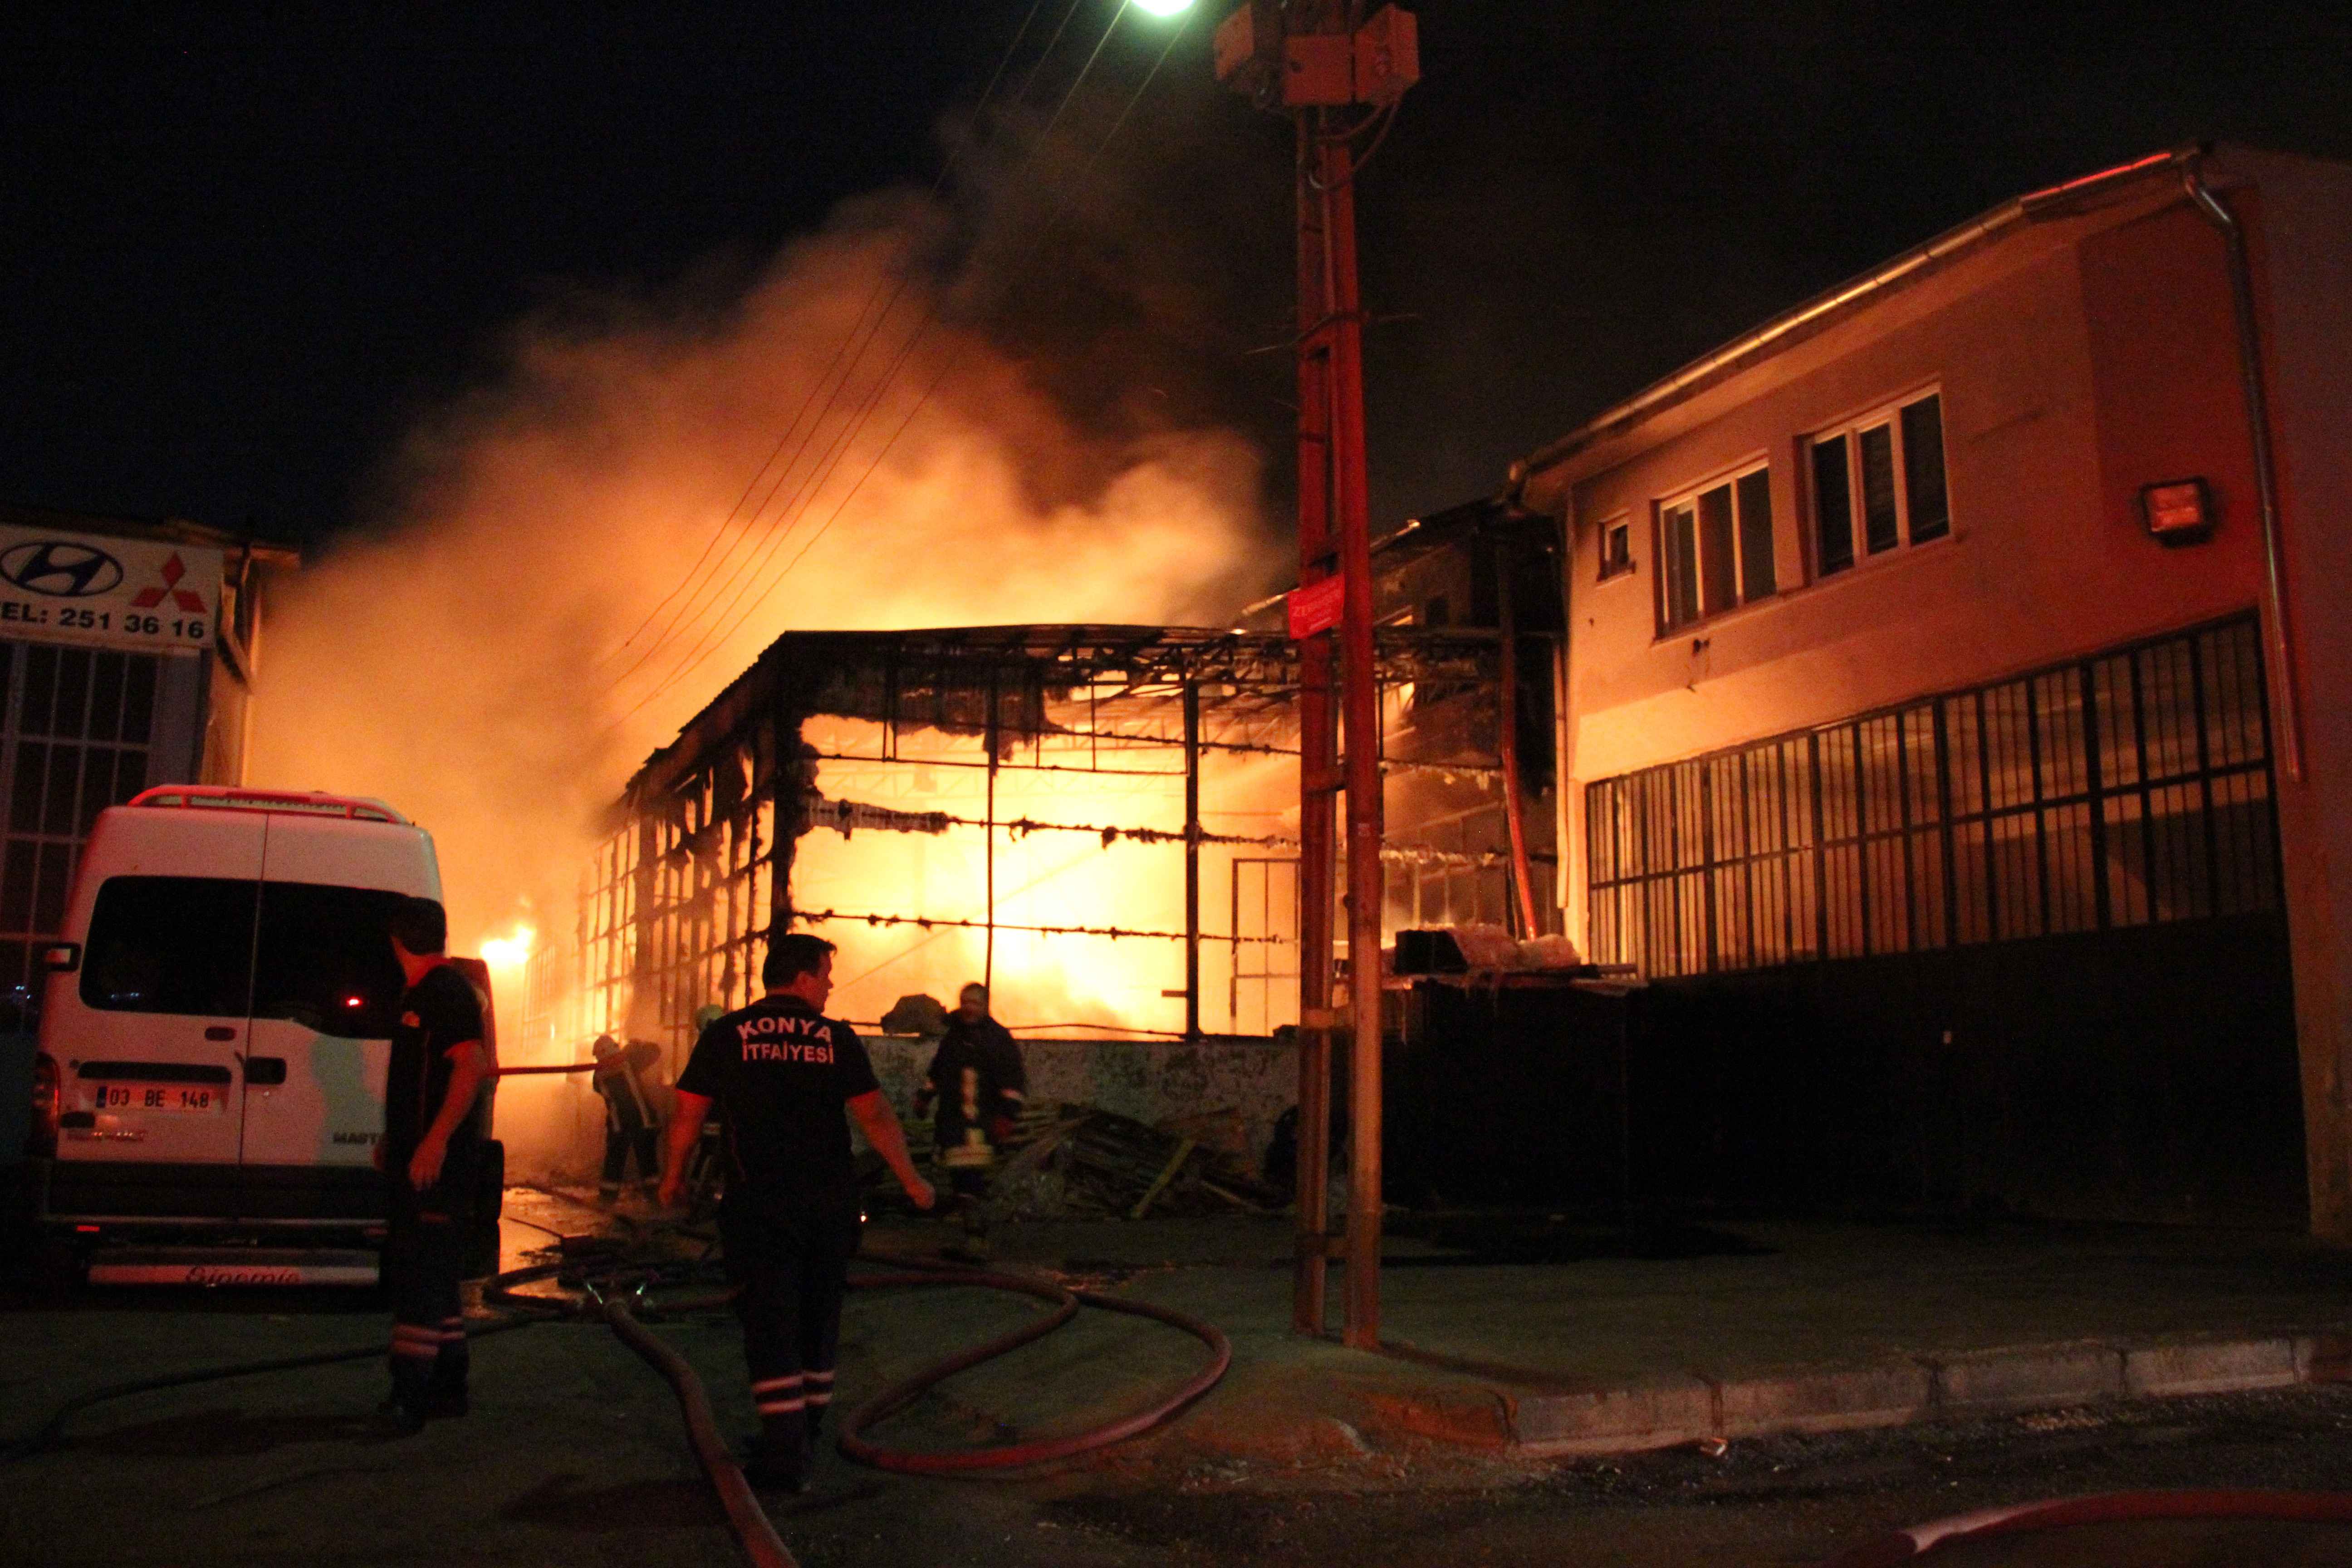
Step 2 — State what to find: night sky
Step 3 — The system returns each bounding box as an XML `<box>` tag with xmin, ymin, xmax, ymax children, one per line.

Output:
<box><xmin>5</xmin><ymin>2</ymin><xmax>2348</xmax><ymax>555</ymax></box>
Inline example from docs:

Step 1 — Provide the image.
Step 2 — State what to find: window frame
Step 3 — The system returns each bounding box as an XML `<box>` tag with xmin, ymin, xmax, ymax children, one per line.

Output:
<box><xmin>79</xmin><ymin>873</ymin><xmax>260</xmax><ymax>1018</ymax></box>
<box><xmin>1651</xmin><ymin>458</ymin><xmax>1775</xmax><ymax>636</ymax></box>
<box><xmin>1597</xmin><ymin>517</ymin><xmax>1635</xmax><ymax>583</ymax></box>
<box><xmin>1805</xmin><ymin>387</ymin><xmax>1952</xmax><ymax>581</ymax></box>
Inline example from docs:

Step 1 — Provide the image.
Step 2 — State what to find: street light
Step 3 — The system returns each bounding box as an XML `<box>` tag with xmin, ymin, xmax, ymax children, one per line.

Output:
<box><xmin>1132</xmin><ymin>0</ymin><xmax>1195</xmax><ymax>16</ymax></box>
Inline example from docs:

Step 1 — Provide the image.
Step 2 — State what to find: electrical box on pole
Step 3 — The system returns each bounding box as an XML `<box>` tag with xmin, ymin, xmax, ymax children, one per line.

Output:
<box><xmin>1216</xmin><ymin>4</ymin><xmax>1419</xmax><ymax>108</ymax></box>
<box><xmin>1217</xmin><ymin>0</ymin><xmax>1415</xmax><ymax>1352</ymax></box>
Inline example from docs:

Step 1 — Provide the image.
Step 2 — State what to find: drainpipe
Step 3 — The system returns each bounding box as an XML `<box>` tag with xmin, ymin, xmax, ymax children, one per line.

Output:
<box><xmin>2182</xmin><ymin>159</ymin><xmax>2303</xmax><ymax>783</ymax></box>
<box><xmin>1495</xmin><ymin>540</ymin><xmax>1541</xmax><ymax>936</ymax></box>
<box><xmin>1552</xmin><ymin>514</ymin><xmax>1575</xmax><ymax>941</ymax></box>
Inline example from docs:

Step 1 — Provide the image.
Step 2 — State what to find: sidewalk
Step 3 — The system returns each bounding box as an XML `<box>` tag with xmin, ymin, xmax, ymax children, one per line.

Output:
<box><xmin>848</xmin><ymin>1211</ymin><xmax>2352</xmax><ymax>1470</ymax></box>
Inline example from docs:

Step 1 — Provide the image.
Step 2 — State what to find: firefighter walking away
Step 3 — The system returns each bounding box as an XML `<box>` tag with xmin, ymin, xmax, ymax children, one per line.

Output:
<box><xmin>660</xmin><ymin>932</ymin><xmax>935</xmax><ymax>1492</ymax></box>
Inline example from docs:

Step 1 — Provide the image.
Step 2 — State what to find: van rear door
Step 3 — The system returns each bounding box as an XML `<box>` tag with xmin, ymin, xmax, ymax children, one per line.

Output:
<box><xmin>54</xmin><ymin>811</ymin><xmax>261</xmax><ymax>1213</ymax></box>
<box><xmin>237</xmin><ymin>817</ymin><xmax>434</xmax><ymax>1222</ymax></box>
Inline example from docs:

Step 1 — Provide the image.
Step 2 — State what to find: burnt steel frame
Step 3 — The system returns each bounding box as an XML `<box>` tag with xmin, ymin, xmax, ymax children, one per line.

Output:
<box><xmin>564</xmin><ymin>624</ymin><xmax>1514</xmax><ymax>1073</ymax></box>
<box><xmin>1586</xmin><ymin>614</ymin><xmax>2280</xmax><ymax>978</ymax></box>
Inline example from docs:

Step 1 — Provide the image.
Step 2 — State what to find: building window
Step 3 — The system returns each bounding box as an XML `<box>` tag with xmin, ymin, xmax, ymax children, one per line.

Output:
<box><xmin>1598</xmin><ymin>519</ymin><xmax>1633</xmax><ymax>581</ymax></box>
<box><xmin>1809</xmin><ymin>391</ymin><xmax>1950</xmax><ymax>578</ymax></box>
<box><xmin>1656</xmin><ymin>464</ymin><xmax>1774</xmax><ymax>632</ymax></box>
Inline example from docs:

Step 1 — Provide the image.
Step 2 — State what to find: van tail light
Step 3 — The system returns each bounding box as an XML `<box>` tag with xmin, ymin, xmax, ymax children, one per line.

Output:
<box><xmin>29</xmin><ymin>1052</ymin><xmax>60</xmax><ymax>1158</ymax></box>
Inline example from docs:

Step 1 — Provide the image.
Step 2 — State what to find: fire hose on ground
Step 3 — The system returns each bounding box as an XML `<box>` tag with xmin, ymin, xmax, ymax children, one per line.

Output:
<box><xmin>595</xmin><ymin>1284</ymin><xmax>800</xmax><ymax>1568</ymax></box>
<box><xmin>4</xmin><ymin>1224</ymin><xmax>1231</xmax><ymax>1568</ymax></box>
<box><xmin>1821</xmin><ymin>1489</ymin><xmax>2352</xmax><ymax>1564</ymax></box>
<box><xmin>485</xmin><ymin>1241</ymin><xmax>1233</xmax><ymax>1475</ymax></box>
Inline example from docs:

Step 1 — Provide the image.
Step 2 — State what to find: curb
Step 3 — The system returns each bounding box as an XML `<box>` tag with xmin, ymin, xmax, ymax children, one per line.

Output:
<box><xmin>1500</xmin><ymin>1326</ymin><xmax>2352</xmax><ymax>1456</ymax></box>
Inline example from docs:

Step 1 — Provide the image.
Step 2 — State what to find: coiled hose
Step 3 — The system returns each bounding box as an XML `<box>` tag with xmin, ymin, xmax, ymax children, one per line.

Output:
<box><xmin>488</xmin><ymin>1239</ymin><xmax>1232</xmax><ymax>1474</ymax></box>
<box><xmin>5</xmin><ymin>1222</ymin><xmax>1229</xmax><ymax>1568</ymax></box>
<box><xmin>837</xmin><ymin>1250</ymin><xmax>1231</xmax><ymax>1474</ymax></box>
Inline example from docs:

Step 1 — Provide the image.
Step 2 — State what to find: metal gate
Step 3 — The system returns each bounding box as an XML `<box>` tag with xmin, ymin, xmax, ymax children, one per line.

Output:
<box><xmin>1586</xmin><ymin>614</ymin><xmax>2280</xmax><ymax>976</ymax></box>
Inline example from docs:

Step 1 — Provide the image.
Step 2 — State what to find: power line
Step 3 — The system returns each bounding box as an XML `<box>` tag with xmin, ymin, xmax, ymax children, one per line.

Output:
<box><xmin>616</xmin><ymin>4</ymin><xmax>1143</xmax><ymax>700</ymax></box>
<box><xmin>597</xmin><ymin>0</ymin><xmax>1065</xmax><ymax>682</ymax></box>
<box><xmin>612</xmin><ymin>5</ymin><xmax>1194</xmax><ymax>725</ymax></box>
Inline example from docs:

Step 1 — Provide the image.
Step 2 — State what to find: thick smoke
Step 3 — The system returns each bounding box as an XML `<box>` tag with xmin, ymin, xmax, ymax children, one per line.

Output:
<box><xmin>247</xmin><ymin>190</ymin><xmax>1274</xmax><ymax>998</ymax></box>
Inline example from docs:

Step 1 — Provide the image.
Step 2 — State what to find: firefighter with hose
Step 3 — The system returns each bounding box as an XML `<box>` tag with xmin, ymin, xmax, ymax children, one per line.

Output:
<box><xmin>590</xmin><ymin>1033</ymin><xmax>665</xmax><ymax>1205</ymax></box>
<box><xmin>658</xmin><ymin>932</ymin><xmax>935</xmax><ymax>1492</ymax></box>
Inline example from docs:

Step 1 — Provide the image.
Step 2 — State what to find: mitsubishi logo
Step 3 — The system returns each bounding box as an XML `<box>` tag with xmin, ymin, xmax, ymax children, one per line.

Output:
<box><xmin>0</xmin><ymin>540</ymin><xmax>124</xmax><ymax>598</ymax></box>
<box><xmin>131</xmin><ymin>553</ymin><xmax>209</xmax><ymax>613</ymax></box>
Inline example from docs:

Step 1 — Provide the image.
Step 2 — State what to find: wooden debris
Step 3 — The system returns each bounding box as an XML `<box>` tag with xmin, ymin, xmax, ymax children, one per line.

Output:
<box><xmin>1128</xmin><ymin>1137</ymin><xmax>1198</xmax><ymax>1220</ymax></box>
<box><xmin>864</xmin><ymin>1099</ymin><xmax>1287</xmax><ymax>1220</ymax></box>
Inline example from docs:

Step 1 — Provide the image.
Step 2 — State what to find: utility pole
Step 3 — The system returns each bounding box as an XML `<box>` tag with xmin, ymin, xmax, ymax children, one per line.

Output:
<box><xmin>1216</xmin><ymin>0</ymin><xmax>1417</xmax><ymax>1350</ymax></box>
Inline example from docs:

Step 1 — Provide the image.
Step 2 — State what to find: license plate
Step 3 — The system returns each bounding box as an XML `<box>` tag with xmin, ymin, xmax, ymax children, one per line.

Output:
<box><xmin>83</xmin><ymin>1083</ymin><xmax>227</xmax><ymax>1114</ymax></box>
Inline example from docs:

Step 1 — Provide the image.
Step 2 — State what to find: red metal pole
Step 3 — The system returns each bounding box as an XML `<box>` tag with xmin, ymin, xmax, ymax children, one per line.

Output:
<box><xmin>1267</xmin><ymin>0</ymin><xmax>1399</xmax><ymax>1348</ymax></box>
<box><xmin>1291</xmin><ymin>108</ymin><xmax>1339</xmax><ymax>1338</ymax></box>
<box><xmin>1317</xmin><ymin>124</ymin><xmax>1385</xmax><ymax>1352</ymax></box>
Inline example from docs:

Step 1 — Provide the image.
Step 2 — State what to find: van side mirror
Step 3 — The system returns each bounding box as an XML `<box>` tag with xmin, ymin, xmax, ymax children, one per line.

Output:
<box><xmin>43</xmin><ymin>943</ymin><xmax>80</xmax><ymax>973</ymax></box>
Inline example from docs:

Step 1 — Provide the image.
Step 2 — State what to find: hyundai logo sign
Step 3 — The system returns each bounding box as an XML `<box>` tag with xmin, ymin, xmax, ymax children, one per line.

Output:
<box><xmin>0</xmin><ymin>540</ymin><xmax>125</xmax><ymax>598</ymax></box>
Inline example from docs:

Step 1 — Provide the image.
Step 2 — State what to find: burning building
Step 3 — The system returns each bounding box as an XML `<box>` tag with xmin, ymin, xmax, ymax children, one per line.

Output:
<box><xmin>520</xmin><ymin>596</ymin><xmax>1553</xmax><ymax>1172</ymax></box>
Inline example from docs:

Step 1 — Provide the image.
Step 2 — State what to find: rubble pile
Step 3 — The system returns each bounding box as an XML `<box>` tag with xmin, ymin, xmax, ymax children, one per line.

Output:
<box><xmin>865</xmin><ymin>1102</ymin><xmax>1285</xmax><ymax>1221</ymax></box>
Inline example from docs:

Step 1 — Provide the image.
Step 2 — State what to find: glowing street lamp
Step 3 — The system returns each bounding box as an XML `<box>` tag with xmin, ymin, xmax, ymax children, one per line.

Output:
<box><xmin>1132</xmin><ymin>0</ymin><xmax>1194</xmax><ymax>16</ymax></box>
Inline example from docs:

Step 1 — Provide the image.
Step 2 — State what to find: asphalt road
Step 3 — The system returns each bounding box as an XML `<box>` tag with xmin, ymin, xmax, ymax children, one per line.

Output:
<box><xmin>8</xmin><ymin>1273</ymin><xmax>2352</xmax><ymax>1568</ymax></box>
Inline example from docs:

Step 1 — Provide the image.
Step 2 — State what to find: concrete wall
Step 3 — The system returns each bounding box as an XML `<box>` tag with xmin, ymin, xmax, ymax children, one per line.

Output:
<box><xmin>499</xmin><ymin>1034</ymin><xmax>1303</xmax><ymax>1184</ymax></box>
<box><xmin>862</xmin><ymin>1033</ymin><xmax>1298</xmax><ymax>1167</ymax></box>
<box><xmin>2229</xmin><ymin>147</ymin><xmax>2352</xmax><ymax>1237</ymax></box>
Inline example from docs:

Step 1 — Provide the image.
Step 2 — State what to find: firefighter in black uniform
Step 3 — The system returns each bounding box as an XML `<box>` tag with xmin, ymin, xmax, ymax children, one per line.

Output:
<box><xmin>590</xmin><ymin>1034</ymin><xmax>664</xmax><ymax>1204</ymax></box>
<box><xmin>913</xmin><ymin>982</ymin><xmax>1027</xmax><ymax>1259</ymax></box>
<box><xmin>378</xmin><ymin>897</ymin><xmax>492</xmax><ymax>1431</ymax></box>
<box><xmin>660</xmin><ymin>932</ymin><xmax>934</xmax><ymax>1491</ymax></box>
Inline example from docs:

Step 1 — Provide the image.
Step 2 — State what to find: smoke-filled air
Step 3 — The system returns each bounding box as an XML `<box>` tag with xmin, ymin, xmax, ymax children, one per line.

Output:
<box><xmin>246</xmin><ymin>183</ymin><xmax>1277</xmax><ymax>1078</ymax></box>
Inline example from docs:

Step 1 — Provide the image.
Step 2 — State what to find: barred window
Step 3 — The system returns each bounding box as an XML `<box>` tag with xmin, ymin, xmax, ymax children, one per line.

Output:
<box><xmin>1587</xmin><ymin>616</ymin><xmax>2278</xmax><ymax>976</ymax></box>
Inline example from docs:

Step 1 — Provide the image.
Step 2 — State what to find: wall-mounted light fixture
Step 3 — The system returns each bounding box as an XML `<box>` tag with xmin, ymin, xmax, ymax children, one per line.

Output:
<box><xmin>2140</xmin><ymin>477</ymin><xmax>2216</xmax><ymax>545</ymax></box>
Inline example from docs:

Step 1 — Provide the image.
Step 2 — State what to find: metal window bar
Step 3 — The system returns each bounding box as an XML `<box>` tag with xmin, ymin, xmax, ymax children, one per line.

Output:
<box><xmin>0</xmin><ymin>642</ymin><xmax>162</xmax><ymax>1002</ymax></box>
<box><xmin>1585</xmin><ymin>615</ymin><xmax>2279</xmax><ymax>975</ymax></box>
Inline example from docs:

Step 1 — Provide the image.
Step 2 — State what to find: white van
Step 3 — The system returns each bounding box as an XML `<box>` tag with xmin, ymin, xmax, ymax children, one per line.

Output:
<box><xmin>29</xmin><ymin>786</ymin><xmax>490</xmax><ymax>1285</ymax></box>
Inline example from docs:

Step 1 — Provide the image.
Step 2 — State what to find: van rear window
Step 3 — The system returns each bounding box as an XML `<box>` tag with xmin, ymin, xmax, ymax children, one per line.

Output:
<box><xmin>81</xmin><ymin>876</ymin><xmax>258</xmax><ymax>1016</ymax></box>
<box><xmin>254</xmin><ymin>882</ymin><xmax>409</xmax><ymax>1037</ymax></box>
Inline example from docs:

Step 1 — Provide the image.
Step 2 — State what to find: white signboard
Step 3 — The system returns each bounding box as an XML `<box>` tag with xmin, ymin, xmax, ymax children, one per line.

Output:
<box><xmin>0</xmin><ymin>524</ymin><xmax>221</xmax><ymax>655</ymax></box>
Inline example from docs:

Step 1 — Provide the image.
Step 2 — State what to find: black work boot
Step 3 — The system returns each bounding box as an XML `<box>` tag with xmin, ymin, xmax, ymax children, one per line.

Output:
<box><xmin>425</xmin><ymin>1338</ymin><xmax>470</xmax><ymax>1419</ymax></box>
<box><xmin>741</xmin><ymin>1411</ymin><xmax>809</xmax><ymax>1493</ymax></box>
<box><xmin>374</xmin><ymin>1355</ymin><xmax>433</xmax><ymax>1436</ymax></box>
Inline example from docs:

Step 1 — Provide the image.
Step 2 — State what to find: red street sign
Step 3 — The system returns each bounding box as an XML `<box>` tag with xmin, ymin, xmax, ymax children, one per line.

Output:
<box><xmin>1287</xmin><ymin>575</ymin><xmax>1343</xmax><ymax>639</ymax></box>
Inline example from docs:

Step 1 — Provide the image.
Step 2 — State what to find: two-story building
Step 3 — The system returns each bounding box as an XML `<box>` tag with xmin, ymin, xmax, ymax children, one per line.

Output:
<box><xmin>1508</xmin><ymin>145</ymin><xmax>2352</xmax><ymax>1232</ymax></box>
